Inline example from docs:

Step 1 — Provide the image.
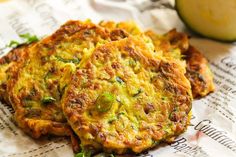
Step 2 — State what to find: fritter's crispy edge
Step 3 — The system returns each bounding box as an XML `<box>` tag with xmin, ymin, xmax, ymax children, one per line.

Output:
<box><xmin>145</xmin><ymin>29</ymin><xmax>215</xmax><ymax>98</ymax></box>
<box><xmin>0</xmin><ymin>44</ymin><xmax>33</xmax><ymax>103</ymax></box>
<box><xmin>184</xmin><ymin>46</ymin><xmax>215</xmax><ymax>97</ymax></box>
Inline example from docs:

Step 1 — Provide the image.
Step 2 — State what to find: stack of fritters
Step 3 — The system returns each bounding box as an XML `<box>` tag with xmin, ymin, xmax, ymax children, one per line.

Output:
<box><xmin>0</xmin><ymin>20</ymin><xmax>214</xmax><ymax>155</ymax></box>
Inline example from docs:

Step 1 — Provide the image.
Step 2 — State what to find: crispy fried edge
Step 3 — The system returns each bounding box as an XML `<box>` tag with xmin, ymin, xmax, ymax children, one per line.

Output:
<box><xmin>184</xmin><ymin>46</ymin><xmax>215</xmax><ymax>98</ymax></box>
<box><xmin>0</xmin><ymin>44</ymin><xmax>33</xmax><ymax>104</ymax></box>
<box><xmin>145</xmin><ymin>29</ymin><xmax>215</xmax><ymax>98</ymax></box>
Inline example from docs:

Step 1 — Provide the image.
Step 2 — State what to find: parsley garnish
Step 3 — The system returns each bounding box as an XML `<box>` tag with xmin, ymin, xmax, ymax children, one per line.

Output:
<box><xmin>41</xmin><ymin>96</ymin><xmax>56</xmax><ymax>104</ymax></box>
<box><xmin>7</xmin><ymin>33</ymin><xmax>39</xmax><ymax>48</ymax></box>
<box><xmin>55</xmin><ymin>56</ymin><xmax>80</xmax><ymax>64</ymax></box>
<box><xmin>8</xmin><ymin>40</ymin><xmax>20</xmax><ymax>47</ymax></box>
<box><xmin>19</xmin><ymin>33</ymin><xmax>39</xmax><ymax>44</ymax></box>
<box><xmin>75</xmin><ymin>146</ymin><xmax>92</xmax><ymax>157</ymax></box>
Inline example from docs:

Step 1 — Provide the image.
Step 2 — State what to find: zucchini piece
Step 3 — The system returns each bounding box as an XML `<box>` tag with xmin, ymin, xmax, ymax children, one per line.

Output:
<box><xmin>176</xmin><ymin>0</ymin><xmax>236</xmax><ymax>41</ymax></box>
<box><xmin>55</xmin><ymin>56</ymin><xmax>80</xmax><ymax>64</ymax></box>
<box><xmin>41</xmin><ymin>96</ymin><xmax>56</xmax><ymax>104</ymax></box>
<box><xmin>95</xmin><ymin>92</ymin><xmax>115</xmax><ymax>112</ymax></box>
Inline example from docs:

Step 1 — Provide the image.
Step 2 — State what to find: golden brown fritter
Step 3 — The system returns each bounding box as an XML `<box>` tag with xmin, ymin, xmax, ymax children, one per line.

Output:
<box><xmin>184</xmin><ymin>46</ymin><xmax>215</xmax><ymax>97</ymax></box>
<box><xmin>145</xmin><ymin>29</ymin><xmax>189</xmax><ymax>55</ymax></box>
<box><xmin>0</xmin><ymin>20</ymin><xmax>214</xmax><ymax>155</ymax></box>
<box><xmin>145</xmin><ymin>29</ymin><xmax>215</xmax><ymax>97</ymax></box>
<box><xmin>5</xmin><ymin>20</ymin><xmax>129</xmax><ymax>152</ymax></box>
<box><xmin>100</xmin><ymin>21</ymin><xmax>215</xmax><ymax>97</ymax></box>
<box><xmin>62</xmin><ymin>36</ymin><xmax>192</xmax><ymax>154</ymax></box>
<box><xmin>0</xmin><ymin>44</ymin><xmax>33</xmax><ymax>103</ymax></box>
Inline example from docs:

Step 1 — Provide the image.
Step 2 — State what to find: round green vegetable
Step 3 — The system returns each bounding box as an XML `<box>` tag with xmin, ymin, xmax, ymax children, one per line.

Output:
<box><xmin>95</xmin><ymin>92</ymin><xmax>115</xmax><ymax>112</ymax></box>
<box><xmin>176</xmin><ymin>0</ymin><xmax>236</xmax><ymax>41</ymax></box>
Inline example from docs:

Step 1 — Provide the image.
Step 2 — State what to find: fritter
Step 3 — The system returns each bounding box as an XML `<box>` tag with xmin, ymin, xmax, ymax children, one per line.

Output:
<box><xmin>62</xmin><ymin>36</ymin><xmax>192</xmax><ymax>154</ymax></box>
<box><xmin>0</xmin><ymin>44</ymin><xmax>34</xmax><ymax>104</ymax></box>
<box><xmin>7</xmin><ymin>20</ymin><xmax>127</xmax><ymax>151</ymax></box>
<box><xmin>100</xmin><ymin>21</ymin><xmax>215</xmax><ymax>97</ymax></box>
<box><xmin>184</xmin><ymin>46</ymin><xmax>215</xmax><ymax>97</ymax></box>
<box><xmin>145</xmin><ymin>29</ymin><xmax>215</xmax><ymax>97</ymax></box>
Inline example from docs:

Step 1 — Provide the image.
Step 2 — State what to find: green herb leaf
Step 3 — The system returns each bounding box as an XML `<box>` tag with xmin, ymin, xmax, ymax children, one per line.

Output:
<box><xmin>19</xmin><ymin>33</ymin><xmax>39</xmax><ymax>44</ymax></box>
<box><xmin>44</xmin><ymin>71</ymin><xmax>52</xmax><ymax>81</ymax></box>
<box><xmin>56</xmin><ymin>56</ymin><xmax>80</xmax><ymax>64</ymax></box>
<box><xmin>116</xmin><ymin>76</ymin><xmax>124</xmax><ymax>84</ymax></box>
<box><xmin>41</xmin><ymin>96</ymin><xmax>56</xmax><ymax>104</ymax></box>
<box><xmin>8</xmin><ymin>40</ymin><xmax>20</xmax><ymax>47</ymax></box>
<box><xmin>59</xmin><ymin>84</ymin><xmax>68</xmax><ymax>98</ymax></box>
<box><xmin>6</xmin><ymin>33</ymin><xmax>39</xmax><ymax>48</ymax></box>
<box><xmin>75</xmin><ymin>152</ymin><xmax>85</xmax><ymax>157</ymax></box>
<box><xmin>133</xmin><ymin>89</ymin><xmax>142</xmax><ymax>97</ymax></box>
<box><xmin>161</xmin><ymin>96</ymin><xmax>168</xmax><ymax>101</ymax></box>
<box><xmin>117</xmin><ymin>111</ymin><xmax>126</xmax><ymax>118</ymax></box>
<box><xmin>96</xmin><ymin>92</ymin><xmax>115</xmax><ymax>112</ymax></box>
<box><xmin>75</xmin><ymin>147</ymin><xmax>92</xmax><ymax>157</ymax></box>
<box><xmin>129</xmin><ymin>59</ymin><xmax>136</xmax><ymax>67</ymax></box>
<box><xmin>108</xmin><ymin>116</ymin><xmax>117</xmax><ymax>124</ymax></box>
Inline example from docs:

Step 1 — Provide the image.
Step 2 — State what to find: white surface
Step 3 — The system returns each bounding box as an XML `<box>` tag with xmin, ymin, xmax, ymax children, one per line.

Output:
<box><xmin>0</xmin><ymin>0</ymin><xmax>235</xmax><ymax>157</ymax></box>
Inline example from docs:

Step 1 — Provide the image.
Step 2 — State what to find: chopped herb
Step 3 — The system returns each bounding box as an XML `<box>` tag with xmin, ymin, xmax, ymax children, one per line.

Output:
<box><xmin>8</xmin><ymin>40</ymin><xmax>20</xmax><ymax>47</ymax></box>
<box><xmin>116</xmin><ymin>76</ymin><xmax>124</xmax><ymax>84</ymax></box>
<box><xmin>108</xmin><ymin>116</ymin><xmax>117</xmax><ymax>124</ymax></box>
<box><xmin>18</xmin><ymin>87</ymin><xmax>24</xmax><ymax>92</ymax></box>
<box><xmin>56</xmin><ymin>56</ymin><xmax>80</xmax><ymax>64</ymax></box>
<box><xmin>29</xmin><ymin>87</ymin><xmax>37</xmax><ymax>97</ymax></box>
<box><xmin>161</xmin><ymin>96</ymin><xmax>168</xmax><ymax>102</ymax></box>
<box><xmin>117</xmin><ymin>111</ymin><xmax>126</xmax><ymax>118</ymax></box>
<box><xmin>163</xmin><ymin>123</ymin><xmax>173</xmax><ymax>134</ymax></box>
<box><xmin>41</xmin><ymin>96</ymin><xmax>56</xmax><ymax>104</ymax></box>
<box><xmin>19</xmin><ymin>33</ymin><xmax>39</xmax><ymax>44</ymax></box>
<box><xmin>44</xmin><ymin>71</ymin><xmax>52</xmax><ymax>81</ymax></box>
<box><xmin>118</xmin><ymin>111</ymin><xmax>125</xmax><ymax>115</ymax></box>
<box><xmin>75</xmin><ymin>146</ymin><xmax>92</xmax><ymax>157</ymax></box>
<box><xmin>96</xmin><ymin>92</ymin><xmax>115</xmax><ymax>112</ymax></box>
<box><xmin>75</xmin><ymin>152</ymin><xmax>84</xmax><ymax>157</ymax></box>
<box><xmin>116</xmin><ymin>23</ymin><xmax>120</xmax><ymax>28</ymax></box>
<box><xmin>152</xmin><ymin>140</ymin><xmax>160</xmax><ymax>145</ymax></box>
<box><xmin>129</xmin><ymin>59</ymin><xmax>136</xmax><ymax>67</ymax></box>
<box><xmin>133</xmin><ymin>89</ymin><xmax>142</xmax><ymax>97</ymax></box>
<box><xmin>6</xmin><ymin>33</ymin><xmax>39</xmax><ymax>48</ymax></box>
<box><xmin>59</xmin><ymin>84</ymin><xmax>68</xmax><ymax>98</ymax></box>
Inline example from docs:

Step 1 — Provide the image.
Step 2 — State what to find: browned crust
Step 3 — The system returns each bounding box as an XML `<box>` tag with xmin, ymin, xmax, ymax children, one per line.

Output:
<box><xmin>0</xmin><ymin>43</ymin><xmax>81</xmax><ymax>150</ymax></box>
<box><xmin>146</xmin><ymin>29</ymin><xmax>215</xmax><ymax>98</ymax></box>
<box><xmin>184</xmin><ymin>46</ymin><xmax>215</xmax><ymax>98</ymax></box>
<box><xmin>0</xmin><ymin>44</ymin><xmax>34</xmax><ymax>104</ymax></box>
<box><xmin>13</xmin><ymin>110</ymin><xmax>80</xmax><ymax>152</ymax></box>
<box><xmin>145</xmin><ymin>29</ymin><xmax>189</xmax><ymax>54</ymax></box>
